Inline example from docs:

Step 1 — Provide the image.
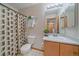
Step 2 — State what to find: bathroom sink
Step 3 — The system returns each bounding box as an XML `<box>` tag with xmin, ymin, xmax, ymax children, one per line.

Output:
<box><xmin>48</xmin><ymin>34</ymin><xmax>59</xmax><ymax>38</ymax></box>
<box><xmin>43</xmin><ymin>34</ymin><xmax>79</xmax><ymax>45</ymax></box>
<box><xmin>52</xmin><ymin>34</ymin><xmax>58</xmax><ymax>37</ymax></box>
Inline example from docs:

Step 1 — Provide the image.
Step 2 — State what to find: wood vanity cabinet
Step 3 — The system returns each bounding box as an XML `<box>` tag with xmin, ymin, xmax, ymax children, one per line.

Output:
<box><xmin>44</xmin><ymin>40</ymin><xmax>60</xmax><ymax>56</ymax></box>
<box><xmin>44</xmin><ymin>40</ymin><xmax>79</xmax><ymax>56</ymax></box>
<box><xmin>60</xmin><ymin>44</ymin><xmax>79</xmax><ymax>56</ymax></box>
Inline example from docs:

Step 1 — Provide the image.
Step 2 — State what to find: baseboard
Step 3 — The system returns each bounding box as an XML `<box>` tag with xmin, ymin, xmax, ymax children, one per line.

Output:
<box><xmin>32</xmin><ymin>47</ymin><xmax>44</xmax><ymax>52</ymax></box>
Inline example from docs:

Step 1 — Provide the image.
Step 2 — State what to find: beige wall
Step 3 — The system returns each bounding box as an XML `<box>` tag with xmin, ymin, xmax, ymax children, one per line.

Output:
<box><xmin>19</xmin><ymin>4</ymin><xmax>47</xmax><ymax>49</ymax></box>
<box><xmin>3</xmin><ymin>3</ymin><xmax>18</xmax><ymax>11</ymax></box>
<box><xmin>21</xmin><ymin>4</ymin><xmax>46</xmax><ymax>37</ymax></box>
<box><xmin>19</xmin><ymin>3</ymin><xmax>79</xmax><ymax>49</ymax></box>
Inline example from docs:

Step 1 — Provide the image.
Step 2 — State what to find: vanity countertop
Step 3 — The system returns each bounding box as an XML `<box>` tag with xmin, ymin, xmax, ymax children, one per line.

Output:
<box><xmin>43</xmin><ymin>35</ymin><xmax>79</xmax><ymax>45</ymax></box>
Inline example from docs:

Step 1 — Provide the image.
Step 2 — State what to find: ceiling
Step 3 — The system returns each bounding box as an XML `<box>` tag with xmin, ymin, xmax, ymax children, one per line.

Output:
<box><xmin>7</xmin><ymin>3</ymin><xmax>37</xmax><ymax>10</ymax></box>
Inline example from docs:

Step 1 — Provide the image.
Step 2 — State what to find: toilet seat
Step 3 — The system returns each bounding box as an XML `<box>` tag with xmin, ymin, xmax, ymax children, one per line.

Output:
<box><xmin>20</xmin><ymin>44</ymin><xmax>32</xmax><ymax>55</ymax></box>
<box><xmin>21</xmin><ymin>44</ymin><xmax>32</xmax><ymax>51</ymax></box>
<box><xmin>20</xmin><ymin>35</ymin><xmax>36</xmax><ymax>55</ymax></box>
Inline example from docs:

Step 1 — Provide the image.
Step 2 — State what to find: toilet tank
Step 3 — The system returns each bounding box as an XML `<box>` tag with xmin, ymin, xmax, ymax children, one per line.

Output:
<box><xmin>27</xmin><ymin>35</ymin><xmax>36</xmax><ymax>44</ymax></box>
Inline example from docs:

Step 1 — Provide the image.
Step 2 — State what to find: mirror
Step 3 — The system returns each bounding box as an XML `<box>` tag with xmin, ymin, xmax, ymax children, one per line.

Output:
<box><xmin>45</xmin><ymin>3</ymin><xmax>77</xmax><ymax>35</ymax></box>
<box><xmin>46</xmin><ymin>16</ymin><xmax>67</xmax><ymax>34</ymax></box>
<box><xmin>59</xmin><ymin>16</ymin><xmax>67</xmax><ymax>34</ymax></box>
<box><xmin>62</xmin><ymin>4</ymin><xmax>75</xmax><ymax>28</ymax></box>
<box><xmin>59</xmin><ymin>4</ymin><xmax>76</xmax><ymax>34</ymax></box>
<box><xmin>47</xmin><ymin>16</ymin><xmax>59</xmax><ymax>33</ymax></box>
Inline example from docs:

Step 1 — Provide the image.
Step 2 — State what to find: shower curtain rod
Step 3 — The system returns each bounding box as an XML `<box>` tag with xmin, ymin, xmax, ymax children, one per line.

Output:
<box><xmin>0</xmin><ymin>3</ymin><xmax>27</xmax><ymax>17</ymax></box>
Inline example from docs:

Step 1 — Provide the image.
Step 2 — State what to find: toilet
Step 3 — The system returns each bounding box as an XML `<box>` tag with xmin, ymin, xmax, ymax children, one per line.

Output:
<box><xmin>20</xmin><ymin>35</ymin><xmax>36</xmax><ymax>55</ymax></box>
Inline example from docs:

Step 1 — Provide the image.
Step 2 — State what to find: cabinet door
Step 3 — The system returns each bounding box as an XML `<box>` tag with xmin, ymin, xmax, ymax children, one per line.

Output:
<box><xmin>44</xmin><ymin>41</ymin><xmax>59</xmax><ymax>56</ymax></box>
<box><xmin>60</xmin><ymin>44</ymin><xmax>73</xmax><ymax>56</ymax></box>
<box><xmin>73</xmin><ymin>45</ymin><xmax>79</xmax><ymax>56</ymax></box>
<box><xmin>60</xmin><ymin>44</ymin><xmax>79</xmax><ymax>56</ymax></box>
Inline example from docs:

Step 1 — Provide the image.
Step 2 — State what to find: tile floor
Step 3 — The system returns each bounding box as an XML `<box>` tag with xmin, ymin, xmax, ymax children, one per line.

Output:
<box><xmin>18</xmin><ymin>49</ymin><xmax>43</xmax><ymax>56</ymax></box>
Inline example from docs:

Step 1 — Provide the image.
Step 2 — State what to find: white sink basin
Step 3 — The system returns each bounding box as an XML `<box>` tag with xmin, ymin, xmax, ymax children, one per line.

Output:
<box><xmin>43</xmin><ymin>35</ymin><xmax>79</xmax><ymax>45</ymax></box>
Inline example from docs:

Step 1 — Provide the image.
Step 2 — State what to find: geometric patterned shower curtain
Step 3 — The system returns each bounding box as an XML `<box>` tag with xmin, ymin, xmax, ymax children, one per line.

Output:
<box><xmin>18</xmin><ymin>14</ymin><xmax>26</xmax><ymax>52</ymax></box>
<box><xmin>0</xmin><ymin>4</ymin><xmax>26</xmax><ymax>56</ymax></box>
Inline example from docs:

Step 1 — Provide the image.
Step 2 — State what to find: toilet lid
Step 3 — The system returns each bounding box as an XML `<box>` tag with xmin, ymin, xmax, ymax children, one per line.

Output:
<box><xmin>21</xmin><ymin>44</ymin><xmax>32</xmax><ymax>51</ymax></box>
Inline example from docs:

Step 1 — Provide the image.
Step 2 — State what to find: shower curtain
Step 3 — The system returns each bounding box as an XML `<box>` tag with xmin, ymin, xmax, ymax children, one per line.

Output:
<box><xmin>0</xmin><ymin>4</ymin><xmax>26</xmax><ymax>56</ymax></box>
